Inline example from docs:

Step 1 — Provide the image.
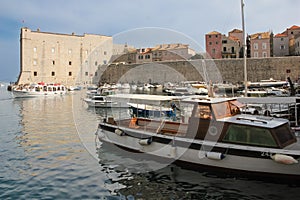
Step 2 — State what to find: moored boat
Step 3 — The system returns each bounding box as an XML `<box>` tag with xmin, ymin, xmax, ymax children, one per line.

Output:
<box><xmin>12</xmin><ymin>82</ymin><xmax>67</xmax><ymax>98</ymax></box>
<box><xmin>96</xmin><ymin>95</ymin><xmax>300</xmax><ymax>181</ymax></box>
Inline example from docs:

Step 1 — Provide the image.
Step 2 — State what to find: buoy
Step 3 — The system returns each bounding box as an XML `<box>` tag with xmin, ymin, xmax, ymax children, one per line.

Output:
<box><xmin>114</xmin><ymin>129</ymin><xmax>125</xmax><ymax>136</ymax></box>
<box><xmin>270</xmin><ymin>154</ymin><xmax>298</xmax><ymax>165</ymax></box>
<box><xmin>139</xmin><ymin>138</ymin><xmax>152</xmax><ymax>145</ymax></box>
<box><xmin>205</xmin><ymin>152</ymin><xmax>225</xmax><ymax>160</ymax></box>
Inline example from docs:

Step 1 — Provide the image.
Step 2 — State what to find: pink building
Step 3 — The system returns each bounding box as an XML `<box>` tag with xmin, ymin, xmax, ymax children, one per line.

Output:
<box><xmin>205</xmin><ymin>31</ymin><xmax>222</xmax><ymax>59</ymax></box>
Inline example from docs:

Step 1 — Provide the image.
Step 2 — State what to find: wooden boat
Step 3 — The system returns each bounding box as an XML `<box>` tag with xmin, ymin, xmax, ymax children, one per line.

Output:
<box><xmin>12</xmin><ymin>82</ymin><xmax>67</xmax><ymax>98</ymax></box>
<box><xmin>96</xmin><ymin>94</ymin><xmax>300</xmax><ymax>181</ymax></box>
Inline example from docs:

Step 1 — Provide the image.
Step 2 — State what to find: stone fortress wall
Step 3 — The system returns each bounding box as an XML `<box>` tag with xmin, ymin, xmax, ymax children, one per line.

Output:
<box><xmin>96</xmin><ymin>56</ymin><xmax>300</xmax><ymax>84</ymax></box>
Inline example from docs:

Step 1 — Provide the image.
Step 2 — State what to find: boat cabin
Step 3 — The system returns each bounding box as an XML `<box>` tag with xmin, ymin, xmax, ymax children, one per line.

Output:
<box><xmin>103</xmin><ymin>95</ymin><xmax>297</xmax><ymax>149</ymax></box>
<box><xmin>183</xmin><ymin>97</ymin><xmax>296</xmax><ymax>149</ymax></box>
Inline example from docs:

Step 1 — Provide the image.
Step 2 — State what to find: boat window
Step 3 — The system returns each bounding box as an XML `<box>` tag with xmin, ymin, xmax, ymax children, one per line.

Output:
<box><xmin>273</xmin><ymin>124</ymin><xmax>295</xmax><ymax>147</ymax></box>
<box><xmin>194</xmin><ymin>105</ymin><xmax>212</xmax><ymax>119</ymax></box>
<box><xmin>212</xmin><ymin>102</ymin><xmax>231</xmax><ymax>119</ymax></box>
<box><xmin>223</xmin><ymin>124</ymin><xmax>277</xmax><ymax>147</ymax></box>
<box><xmin>229</xmin><ymin>100</ymin><xmax>243</xmax><ymax>115</ymax></box>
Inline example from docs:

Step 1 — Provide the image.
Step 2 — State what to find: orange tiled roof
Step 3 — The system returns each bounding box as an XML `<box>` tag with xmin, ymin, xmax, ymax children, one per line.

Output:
<box><xmin>152</xmin><ymin>43</ymin><xmax>188</xmax><ymax>51</ymax></box>
<box><xmin>228</xmin><ymin>35</ymin><xmax>240</xmax><ymax>41</ymax></box>
<box><xmin>207</xmin><ymin>31</ymin><xmax>221</xmax><ymax>35</ymax></box>
<box><xmin>229</xmin><ymin>29</ymin><xmax>243</xmax><ymax>33</ymax></box>
<box><xmin>274</xmin><ymin>33</ymin><xmax>288</xmax><ymax>38</ymax></box>
<box><xmin>287</xmin><ymin>25</ymin><xmax>300</xmax><ymax>30</ymax></box>
<box><xmin>250</xmin><ymin>32</ymin><xmax>270</xmax><ymax>40</ymax></box>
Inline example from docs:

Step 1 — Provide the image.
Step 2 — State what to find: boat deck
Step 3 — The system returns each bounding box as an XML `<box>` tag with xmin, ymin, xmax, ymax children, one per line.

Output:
<box><xmin>108</xmin><ymin>117</ymin><xmax>188</xmax><ymax>136</ymax></box>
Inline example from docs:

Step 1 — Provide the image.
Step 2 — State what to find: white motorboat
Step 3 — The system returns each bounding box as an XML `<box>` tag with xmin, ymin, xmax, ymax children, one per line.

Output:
<box><xmin>12</xmin><ymin>82</ymin><xmax>67</xmax><ymax>98</ymax></box>
<box><xmin>96</xmin><ymin>94</ymin><xmax>300</xmax><ymax>181</ymax></box>
<box><xmin>83</xmin><ymin>90</ymin><xmax>128</xmax><ymax>108</ymax></box>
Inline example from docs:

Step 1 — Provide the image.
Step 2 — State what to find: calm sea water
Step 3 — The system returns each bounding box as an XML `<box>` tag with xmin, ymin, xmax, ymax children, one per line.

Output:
<box><xmin>1</xmin><ymin>84</ymin><xmax>300</xmax><ymax>200</ymax></box>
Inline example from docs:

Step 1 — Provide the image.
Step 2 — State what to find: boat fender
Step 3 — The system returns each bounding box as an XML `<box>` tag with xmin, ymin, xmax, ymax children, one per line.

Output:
<box><xmin>139</xmin><ymin>138</ymin><xmax>152</xmax><ymax>145</ymax></box>
<box><xmin>205</xmin><ymin>152</ymin><xmax>225</xmax><ymax>160</ymax></box>
<box><xmin>270</xmin><ymin>154</ymin><xmax>298</xmax><ymax>165</ymax></box>
<box><xmin>114</xmin><ymin>129</ymin><xmax>125</xmax><ymax>136</ymax></box>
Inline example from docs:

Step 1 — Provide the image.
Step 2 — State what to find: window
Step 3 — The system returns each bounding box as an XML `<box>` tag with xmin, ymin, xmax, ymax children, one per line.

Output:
<box><xmin>51</xmin><ymin>47</ymin><xmax>55</xmax><ymax>53</ymax></box>
<box><xmin>145</xmin><ymin>55</ymin><xmax>151</xmax><ymax>59</ymax></box>
<box><xmin>254</xmin><ymin>43</ymin><xmax>258</xmax><ymax>50</ymax></box>
<box><xmin>33</xmin><ymin>71</ymin><xmax>37</xmax><ymax>76</ymax></box>
<box><xmin>263</xmin><ymin>52</ymin><xmax>267</xmax><ymax>57</ymax></box>
<box><xmin>33</xmin><ymin>60</ymin><xmax>37</xmax><ymax>66</ymax></box>
<box><xmin>212</xmin><ymin>102</ymin><xmax>231</xmax><ymax>119</ymax></box>
<box><xmin>262</xmin><ymin>43</ymin><xmax>267</xmax><ymax>49</ymax></box>
<box><xmin>254</xmin><ymin>52</ymin><xmax>258</xmax><ymax>58</ymax></box>
<box><xmin>33</xmin><ymin>47</ymin><xmax>37</xmax><ymax>52</ymax></box>
<box><xmin>212</xmin><ymin>49</ymin><xmax>216</xmax><ymax>54</ymax></box>
<box><xmin>280</xmin><ymin>45</ymin><xmax>285</xmax><ymax>50</ymax></box>
<box><xmin>209</xmin><ymin>42</ymin><xmax>212</xmax><ymax>45</ymax></box>
<box><xmin>194</xmin><ymin>105</ymin><xmax>212</xmax><ymax>119</ymax></box>
<box><xmin>223</xmin><ymin>124</ymin><xmax>277</xmax><ymax>147</ymax></box>
<box><xmin>222</xmin><ymin>40</ymin><xmax>227</xmax><ymax>44</ymax></box>
<box><xmin>52</xmin><ymin>60</ymin><xmax>55</xmax><ymax>65</ymax></box>
<box><xmin>69</xmin><ymin>71</ymin><xmax>72</xmax><ymax>76</ymax></box>
<box><xmin>68</xmin><ymin>49</ymin><xmax>72</xmax><ymax>54</ymax></box>
<box><xmin>85</xmin><ymin>72</ymin><xmax>88</xmax><ymax>76</ymax></box>
<box><xmin>209</xmin><ymin>35</ymin><xmax>212</xmax><ymax>38</ymax></box>
<box><xmin>103</xmin><ymin>60</ymin><xmax>107</xmax><ymax>64</ymax></box>
<box><xmin>231</xmin><ymin>47</ymin><xmax>235</xmax><ymax>53</ymax></box>
<box><xmin>95</xmin><ymin>61</ymin><xmax>98</xmax><ymax>66</ymax></box>
<box><xmin>273</xmin><ymin>124</ymin><xmax>295</xmax><ymax>147</ymax></box>
<box><xmin>223</xmin><ymin>47</ymin><xmax>226</xmax><ymax>52</ymax></box>
<box><xmin>69</xmin><ymin>61</ymin><xmax>72</xmax><ymax>66</ymax></box>
<box><xmin>104</xmin><ymin>51</ymin><xmax>107</xmax><ymax>55</ymax></box>
<box><xmin>216</xmin><ymin>42</ymin><xmax>218</xmax><ymax>45</ymax></box>
<box><xmin>51</xmin><ymin>71</ymin><xmax>55</xmax><ymax>76</ymax></box>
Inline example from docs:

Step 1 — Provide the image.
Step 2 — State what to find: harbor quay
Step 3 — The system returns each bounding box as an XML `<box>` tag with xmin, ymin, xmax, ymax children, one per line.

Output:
<box><xmin>96</xmin><ymin>56</ymin><xmax>300</xmax><ymax>85</ymax></box>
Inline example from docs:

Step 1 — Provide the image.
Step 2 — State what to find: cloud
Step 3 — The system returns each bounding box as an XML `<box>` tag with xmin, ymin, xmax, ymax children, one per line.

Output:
<box><xmin>0</xmin><ymin>0</ymin><xmax>300</xmax><ymax>81</ymax></box>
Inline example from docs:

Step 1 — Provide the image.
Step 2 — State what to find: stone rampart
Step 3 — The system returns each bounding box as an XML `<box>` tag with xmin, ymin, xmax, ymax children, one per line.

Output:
<box><xmin>95</xmin><ymin>56</ymin><xmax>300</xmax><ymax>84</ymax></box>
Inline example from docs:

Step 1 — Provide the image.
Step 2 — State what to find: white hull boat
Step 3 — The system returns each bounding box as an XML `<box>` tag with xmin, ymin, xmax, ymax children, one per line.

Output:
<box><xmin>12</xmin><ymin>83</ymin><xmax>67</xmax><ymax>98</ymax></box>
<box><xmin>96</xmin><ymin>95</ymin><xmax>300</xmax><ymax>181</ymax></box>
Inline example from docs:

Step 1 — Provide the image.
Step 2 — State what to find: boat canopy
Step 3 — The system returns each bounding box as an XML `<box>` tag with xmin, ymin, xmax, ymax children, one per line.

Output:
<box><xmin>107</xmin><ymin>94</ymin><xmax>185</xmax><ymax>105</ymax></box>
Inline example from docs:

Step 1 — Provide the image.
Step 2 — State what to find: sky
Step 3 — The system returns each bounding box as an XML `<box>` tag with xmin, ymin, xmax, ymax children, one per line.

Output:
<box><xmin>0</xmin><ymin>0</ymin><xmax>299</xmax><ymax>82</ymax></box>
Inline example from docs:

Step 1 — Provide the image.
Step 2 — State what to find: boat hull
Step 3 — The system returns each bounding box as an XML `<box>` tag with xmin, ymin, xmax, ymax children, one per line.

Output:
<box><xmin>97</xmin><ymin>123</ymin><xmax>300</xmax><ymax>180</ymax></box>
<box><xmin>12</xmin><ymin>90</ymin><xmax>66</xmax><ymax>98</ymax></box>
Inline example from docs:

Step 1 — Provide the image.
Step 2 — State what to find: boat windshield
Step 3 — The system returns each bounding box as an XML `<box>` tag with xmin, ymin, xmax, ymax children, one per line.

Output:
<box><xmin>273</xmin><ymin>123</ymin><xmax>296</xmax><ymax>147</ymax></box>
<box><xmin>212</xmin><ymin>100</ymin><xmax>242</xmax><ymax>119</ymax></box>
<box><xmin>222</xmin><ymin>124</ymin><xmax>278</xmax><ymax>147</ymax></box>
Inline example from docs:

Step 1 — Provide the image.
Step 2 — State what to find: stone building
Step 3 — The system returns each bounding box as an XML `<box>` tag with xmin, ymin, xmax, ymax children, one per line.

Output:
<box><xmin>206</xmin><ymin>30</ymin><xmax>242</xmax><ymax>59</ymax></box>
<box><xmin>249</xmin><ymin>32</ymin><xmax>271</xmax><ymax>58</ymax></box>
<box><xmin>285</xmin><ymin>25</ymin><xmax>300</xmax><ymax>56</ymax></box>
<box><xmin>295</xmin><ymin>34</ymin><xmax>300</xmax><ymax>56</ymax></box>
<box><xmin>18</xmin><ymin>27</ymin><xmax>113</xmax><ymax>86</ymax></box>
<box><xmin>273</xmin><ymin>33</ymin><xmax>289</xmax><ymax>57</ymax></box>
<box><xmin>205</xmin><ymin>31</ymin><xmax>222</xmax><ymax>59</ymax></box>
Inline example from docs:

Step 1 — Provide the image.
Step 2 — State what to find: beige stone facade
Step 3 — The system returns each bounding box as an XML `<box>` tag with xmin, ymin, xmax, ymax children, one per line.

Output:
<box><xmin>18</xmin><ymin>27</ymin><xmax>113</xmax><ymax>86</ymax></box>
